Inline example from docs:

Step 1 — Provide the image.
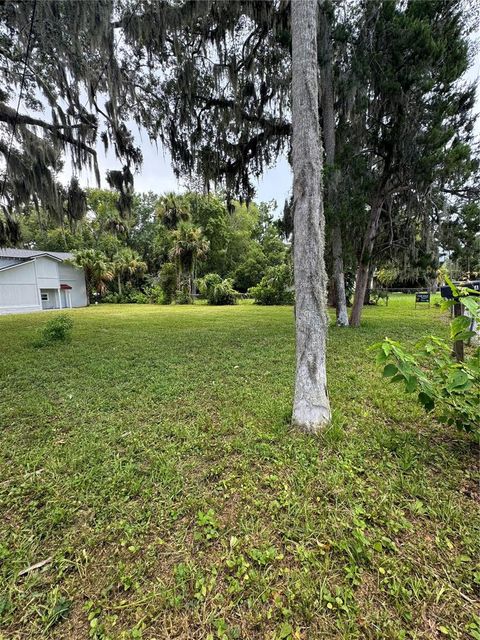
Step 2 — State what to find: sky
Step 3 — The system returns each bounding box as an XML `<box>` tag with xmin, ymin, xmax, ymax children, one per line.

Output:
<box><xmin>67</xmin><ymin>124</ymin><xmax>293</xmax><ymax>215</ymax></box>
<box><xmin>63</xmin><ymin>30</ymin><xmax>480</xmax><ymax>217</ymax></box>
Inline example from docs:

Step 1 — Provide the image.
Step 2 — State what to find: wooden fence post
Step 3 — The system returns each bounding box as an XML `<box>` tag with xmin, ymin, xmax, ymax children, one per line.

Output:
<box><xmin>452</xmin><ymin>302</ymin><xmax>464</xmax><ymax>362</ymax></box>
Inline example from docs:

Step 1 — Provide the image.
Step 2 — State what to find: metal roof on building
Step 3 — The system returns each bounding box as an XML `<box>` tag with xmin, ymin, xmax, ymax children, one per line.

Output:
<box><xmin>0</xmin><ymin>248</ymin><xmax>73</xmax><ymax>260</ymax></box>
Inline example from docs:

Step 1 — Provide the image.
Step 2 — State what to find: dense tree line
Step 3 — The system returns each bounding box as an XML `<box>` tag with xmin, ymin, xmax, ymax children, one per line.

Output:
<box><xmin>19</xmin><ymin>189</ymin><xmax>289</xmax><ymax>302</ymax></box>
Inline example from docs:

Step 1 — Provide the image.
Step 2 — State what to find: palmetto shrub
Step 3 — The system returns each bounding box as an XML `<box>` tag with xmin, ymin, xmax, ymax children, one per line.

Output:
<box><xmin>198</xmin><ymin>274</ymin><xmax>238</xmax><ymax>305</ymax></box>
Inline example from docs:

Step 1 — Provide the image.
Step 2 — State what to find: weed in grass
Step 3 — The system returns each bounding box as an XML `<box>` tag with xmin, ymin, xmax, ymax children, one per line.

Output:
<box><xmin>32</xmin><ymin>313</ymin><xmax>74</xmax><ymax>348</ymax></box>
<box><xmin>38</xmin><ymin>588</ymin><xmax>72</xmax><ymax>633</ymax></box>
<box><xmin>195</xmin><ymin>508</ymin><xmax>220</xmax><ymax>541</ymax></box>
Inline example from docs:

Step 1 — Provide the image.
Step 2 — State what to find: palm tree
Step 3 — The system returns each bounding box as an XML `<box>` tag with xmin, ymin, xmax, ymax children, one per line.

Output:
<box><xmin>70</xmin><ymin>249</ymin><xmax>113</xmax><ymax>301</ymax></box>
<box><xmin>170</xmin><ymin>222</ymin><xmax>209</xmax><ymax>296</ymax></box>
<box><xmin>105</xmin><ymin>217</ymin><xmax>129</xmax><ymax>236</ymax></box>
<box><xmin>156</xmin><ymin>193</ymin><xmax>191</xmax><ymax>229</ymax></box>
<box><xmin>113</xmin><ymin>248</ymin><xmax>147</xmax><ymax>295</ymax></box>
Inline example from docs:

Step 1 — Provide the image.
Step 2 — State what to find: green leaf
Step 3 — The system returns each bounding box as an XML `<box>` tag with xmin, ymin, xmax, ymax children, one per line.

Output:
<box><xmin>382</xmin><ymin>342</ymin><xmax>393</xmax><ymax>356</ymax></box>
<box><xmin>450</xmin><ymin>315</ymin><xmax>470</xmax><ymax>338</ymax></box>
<box><xmin>376</xmin><ymin>350</ymin><xmax>388</xmax><ymax>365</ymax></box>
<box><xmin>405</xmin><ymin>375</ymin><xmax>417</xmax><ymax>393</ymax></box>
<box><xmin>383</xmin><ymin>364</ymin><xmax>398</xmax><ymax>378</ymax></box>
<box><xmin>461</xmin><ymin>287</ymin><xmax>480</xmax><ymax>298</ymax></box>
<box><xmin>454</xmin><ymin>330</ymin><xmax>475</xmax><ymax>342</ymax></box>
<box><xmin>418</xmin><ymin>392</ymin><xmax>434</xmax><ymax>412</ymax></box>
<box><xmin>278</xmin><ymin>622</ymin><xmax>293</xmax><ymax>639</ymax></box>
<box><xmin>461</xmin><ymin>296</ymin><xmax>480</xmax><ymax>317</ymax></box>
<box><xmin>449</xmin><ymin>371</ymin><xmax>470</xmax><ymax>389</ymax></box>
<box><xmin>444</xmin><ymin>274</ymin><xmax>458</xmax><ymax>298</ymax></box>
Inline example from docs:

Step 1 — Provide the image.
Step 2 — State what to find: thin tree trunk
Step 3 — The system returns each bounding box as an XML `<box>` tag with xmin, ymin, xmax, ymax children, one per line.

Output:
<box><xmin>327</xmin><ymin>274</ymin><xmax>336</xmax><ymax>307</ymax></box>
<box><xmin>350</xmin><ymin>199</ymin><xmax>383</xmax><ymax>327</ymax></box>
<box><xmin>364</xmin><ymin>263</ymin><xmax>375</xmax><ymax>305</ymax></box>
<box><xmin>85</xmin><ymin>274</ymin><xmax>91</xmax><ymax>306</ymax></box>
<box><xmin>331</xmin><ymin>222</ymin><xmax>349</xmax><ymax>325</ymax></box>
<box><xmin>319</xmin><ymin>1</ymin><xmax>349</xmax><ymax>327</ymax></box>
<box><xmin>117</xmin><ymin>273</ymin><xmax>122</xmax><ymax>295</ymax></box>
<box><xmin>291</xmin><ymin>0</ymin><xmax>331</xmax><ymax>432</ymax></box>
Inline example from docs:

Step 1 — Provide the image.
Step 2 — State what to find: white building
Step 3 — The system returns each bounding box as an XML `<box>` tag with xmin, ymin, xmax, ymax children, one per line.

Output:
<box><xmin>0</xmin><ymin>248</ymin><xmax>88</xmax><ymax>315</ymax></box>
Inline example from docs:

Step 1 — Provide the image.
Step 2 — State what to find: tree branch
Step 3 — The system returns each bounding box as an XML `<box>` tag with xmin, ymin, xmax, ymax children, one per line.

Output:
<box><xmin>0</xmin><ymin>103</ymin><xmax>97</xmax><ymax>156</ymax></box>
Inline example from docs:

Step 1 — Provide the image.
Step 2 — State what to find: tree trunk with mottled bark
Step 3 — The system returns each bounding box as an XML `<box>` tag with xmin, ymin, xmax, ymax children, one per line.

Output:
<box><xmin>363</xmin><ymin>263</ymin><xmax>375</xmax><ymax>305</ymax></box>
<box><xmin>327</xmin><ymin>274</ymin><xmax>336</xmax><ymax>307</ymax></box>
<box><xmin>331</xmin><ymin>220</ymin><xmax>349</xmax><ymax>325</ymax></box>
<box><xmin>319</xmin><ymin>2</ymin><xmax>349</xmax><ymax>327</ymax></box>
<box><xmin>350</xmin><ymin>199</ymin><xmax>383</xmax><ymax>327</ymax></box>
<box><xmin>291</xmin><ymin>0</ymin><xmax>331</xmax><ymax>432</ymax></box>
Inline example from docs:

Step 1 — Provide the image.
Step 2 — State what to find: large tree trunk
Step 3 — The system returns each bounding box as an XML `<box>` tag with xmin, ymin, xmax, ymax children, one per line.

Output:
<box><xmin>291</xmin><ymin>0</ymin><xmax>331</xmax><ymax>432</ymax></box>
<box><xmin>319</xmin><ymin>2</ymin><xmax>349</xmax><ymax>327</ymax></box>
<box><xmin>350</xmin><ymin>199</ymin><xmax>383</xmax><ymax>327</ymax></box>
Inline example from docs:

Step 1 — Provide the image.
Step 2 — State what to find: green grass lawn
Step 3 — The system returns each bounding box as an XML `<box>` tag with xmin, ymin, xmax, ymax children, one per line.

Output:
<box><xmin>0</xmin><ymin>296</ymin><xmax>478</xmax><ymax>639</ymax></box>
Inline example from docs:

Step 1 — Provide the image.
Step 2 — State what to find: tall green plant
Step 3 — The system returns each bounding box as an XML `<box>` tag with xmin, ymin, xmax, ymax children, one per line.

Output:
<box><xmin>249</xmin><ymin>264</ymin><xmax>294</xmax><ymax>306</ymax></box>
<box><xmin>158</xmin><ymin>262</ymin><xmax>177</xmax><ymax>304</ymax></box>
<box><xmin>70</xmin><ymin>249</ymin><xmax>113</xmax><ymax>300</ymax></box>
<box><xmin>372</xmin><ymin>281</ymin><xmax>479</xmax><ymax>439</ymax></box>
<box><xmin>170</xmin><ymin>223</ymin><xmax>209</xmax><ymax>296</ymax></box>
<box><xmin>113</xmin><ymin>248</ymin><xmax>146</xmax><ymax>295</ymax></box>
<box><xmin>198</xmin><ymin>273</ymin><xmax>238</xmax><ymax>305</ymax></box>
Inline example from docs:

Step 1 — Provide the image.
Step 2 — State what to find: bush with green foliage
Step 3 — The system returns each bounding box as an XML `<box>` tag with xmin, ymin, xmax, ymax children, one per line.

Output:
<box><xmin>248</xmin><ymin>264</ymin><xmax>294</xmax><ymax>305</ymax></box>
<box><xmin>128</xmin><ymin>291</ymin><xmax>149</xmax><ymax>304</ymax></box>
<box><xmin>33</xmin><ymin>314</ymin><xmax>74</xmax><ymax>348</ymax></box>
<box><xmin>158</xmin><ymin>262</ymin><xmax>177</xmax><ymax>304</ymax></box>
<box><xmin>102</xmin><ymin>292</ymin><xmax>122</xmax><ymax>303</ymax></box>
<box><xmin>145</xmin><ymin>284</ymin><xmax>165</xmax><ymax>304</ymax></box>
<box><xmin>199</xmin><ymin>273</ymin><xmax>238</xmax><ymax>305</ymax></box>
<box><xmin>175</xmin><ymin>290</ymin><xmax>194</xmax><ymax>304</ymax></box>
<box><xmin>370</xmin><ymin>289</ymin><xmax>389</xmax><ymax>305</ymax></box>
<box><xmin>372</xmin><ymin>281</ymin><xmax>479</xmax><ymax>439</ymax></box>
<box><xmin>102</xmin><ymin>290</ymin><xmax>148</xmax><ymax>304</ymax></box>
<box><xmin>198</xmin><ymin>273</ymin><xmax>222</xmax><ymax>296</ymax></box>
<box><xmin>233</xmin><ymin>250</ymin><xmax>267</xmax><ymax>292</ymax></box>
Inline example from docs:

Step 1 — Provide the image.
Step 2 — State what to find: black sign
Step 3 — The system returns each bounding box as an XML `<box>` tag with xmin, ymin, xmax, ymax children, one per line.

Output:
<box><xmin>415</xmin><ymin>292</ymin><xmax>430</xmax><ymax>304</ymax></box>
<box><xmin>441</xmin><ymin>280</ymin><xmax>480</xmax><ymax>300</ymax></box>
